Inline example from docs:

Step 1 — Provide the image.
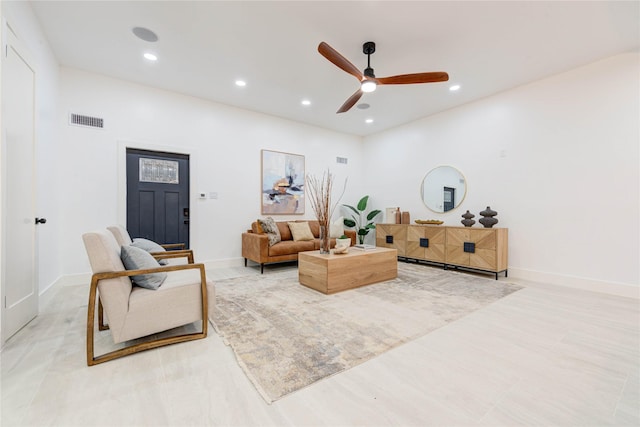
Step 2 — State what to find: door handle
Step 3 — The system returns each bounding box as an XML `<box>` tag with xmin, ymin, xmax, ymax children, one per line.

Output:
<box><xmin>35</xmin><ymin>217</ymin><xmax>47</xmax><ymax>225</ymax></box>
<box><xmin>183</xmin><ymin>220</ymin><xmax>190</xmax><ymax>225</ymax></box>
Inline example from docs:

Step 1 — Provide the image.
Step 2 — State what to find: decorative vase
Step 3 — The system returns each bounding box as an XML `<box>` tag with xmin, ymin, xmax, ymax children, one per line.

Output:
<box><xmin>479</xmin><ymin>206</ymin><xmax>498</xmax><ymax>228</ymax></box>
<box><xmin>401</xmin><ymin>211</ymin><xmax>410</xmax><ymax>224</ymax></box>
<box><xmin>319</xmin><ymin>225</ymin><xmax>330</xmax><ymax>254</ymax></box>
<box><xmin>461</xmin><ymin>210</ymin><xmax>475</xmax><ymax>227</ymax></box>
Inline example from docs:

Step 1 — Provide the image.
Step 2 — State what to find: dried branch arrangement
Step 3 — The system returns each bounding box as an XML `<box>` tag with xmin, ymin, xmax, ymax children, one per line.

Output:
<box><xmin>306</xmin><ymin>169</ymin><xmax>347</xmax><ymax>228</ymax></box>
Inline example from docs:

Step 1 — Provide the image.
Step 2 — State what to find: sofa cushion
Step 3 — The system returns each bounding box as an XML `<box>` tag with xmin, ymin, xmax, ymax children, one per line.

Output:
<box><xmin>268</xmin><ymin>240</ymin><xmax>315</xmax><ymax>256</ymax></box>
<box><xmin>258</xmin><ymin>217</ymin><xmax>281</xmax><ymax>246</ymax></box>
<box><xmin>330</xmin><ymin>216</ymin><xmax>344</xmax><ymax>238</ymax></box>
<box><xmin>307</xmin><ymin>220</ymin><xmax>320</xmax><ymax>238</ymax></box>
<box><xmin>276</xmin><ymin>221</ymin><xmax>293</xmax><ymax>241</ymax></box>
<box><xmin>120</xmin><ymin>245</ymin><xmax>167</xmax><ymax>290</ymax></box>
<box><xmin>251</xmin><ymin>221</ymin><xmax>264</xmax><ymax>234</ymax></box>
<box><xmin>288</xmin><ymin>221</ymin><xmax>314</xmax><ymax>241</ymax></box>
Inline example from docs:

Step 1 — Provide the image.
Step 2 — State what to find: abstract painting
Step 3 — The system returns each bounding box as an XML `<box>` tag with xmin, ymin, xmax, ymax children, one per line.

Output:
<box><xmin>261</xmin><ymin>149</ymin><xmax>305</xmax><ymax>215</ymax></box>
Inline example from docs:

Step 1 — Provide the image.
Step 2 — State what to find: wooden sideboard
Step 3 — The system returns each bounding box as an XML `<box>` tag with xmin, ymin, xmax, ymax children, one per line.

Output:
<box><xmin>376</xmin><ymin>224</ymin><xmax>508</xmax><ymax>279</ymax></box>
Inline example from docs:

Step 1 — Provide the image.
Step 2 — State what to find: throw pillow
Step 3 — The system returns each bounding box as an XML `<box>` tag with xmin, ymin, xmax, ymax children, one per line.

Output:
<box><xmin>132</xmin><ymin>238</ymin><xmax>168</xmax><ymax>265</ymax></box>
<box><xmin>257</xmin><ymin>217</ymin><xmax>281</xmax><ymax>246</ymax></box>
<box><xmin>329</xmin><ymin>216</ymin><xmax>344</xmax><ymax>238</ymax></box>
<box><xmin>287</xmin><ymin>221</ymin><xmax>314</xmax><ymax>241</ymax></box>
<box><xmin>120</xmin><ymin>245</ymin><xmax>167</xmax><ymax>290</ymax></box>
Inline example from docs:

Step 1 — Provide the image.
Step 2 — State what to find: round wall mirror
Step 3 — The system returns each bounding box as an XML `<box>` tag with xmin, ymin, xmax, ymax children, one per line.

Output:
<box><xmin>421</xmin><ymin>166</ymin><xmax>467</xmax><ymax>213</ymax></box>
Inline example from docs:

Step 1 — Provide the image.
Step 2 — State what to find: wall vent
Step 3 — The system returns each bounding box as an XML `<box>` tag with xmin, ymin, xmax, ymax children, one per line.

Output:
<box><xmin>69</xmin><ymin>113</ymin><xmax>104</xmax><ymax>129</ymax></box>
<box><xmin>336</xmin><ymin>156</ymin><xmax>348</xmax><ymax>164</ymax></box>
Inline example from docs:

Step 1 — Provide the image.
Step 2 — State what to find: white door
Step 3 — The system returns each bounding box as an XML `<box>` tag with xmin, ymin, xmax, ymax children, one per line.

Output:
<box><xmin>1</xmin><ymin>20</ymin><xmax>38</xmax><ymax>342</ymax></box>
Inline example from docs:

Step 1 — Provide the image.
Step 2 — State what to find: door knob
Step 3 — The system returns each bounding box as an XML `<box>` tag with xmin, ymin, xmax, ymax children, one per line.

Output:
<box><xmin>35</xmin><ymin>217</ymin><xmax>47</xmax><ymax>225</ymax></box>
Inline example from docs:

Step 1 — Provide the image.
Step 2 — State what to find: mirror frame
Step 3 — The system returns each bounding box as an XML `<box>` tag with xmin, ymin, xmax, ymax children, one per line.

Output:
<box><xmin>420</xmin><ymin>165</ymin><xmax>467</xmax><ymax>213</ymax></box>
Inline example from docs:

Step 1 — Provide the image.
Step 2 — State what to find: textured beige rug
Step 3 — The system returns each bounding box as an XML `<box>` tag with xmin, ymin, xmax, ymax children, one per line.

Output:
<box><xmin>210</xmin><ymin>262</ymin><xmax>522</xmax><ymax>403</ymax></box>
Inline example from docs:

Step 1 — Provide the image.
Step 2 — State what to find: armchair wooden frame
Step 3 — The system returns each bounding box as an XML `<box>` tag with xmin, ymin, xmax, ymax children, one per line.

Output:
<box><xmin>87</xmin><ymin>262</ymin><xmax>208</xmax><ymax>366</ymax></box>
<box><xmin>160</xmin><ymin>243</ymin><xmax>186</xmax><ymax>250</ymax></box>
<box><xmin>151</xmin><ymin>249</ymin><xmax>194</xmax><ymax>264</ymax></box>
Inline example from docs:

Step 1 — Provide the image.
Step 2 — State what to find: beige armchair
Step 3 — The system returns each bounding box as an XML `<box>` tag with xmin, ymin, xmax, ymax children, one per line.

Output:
<box><xmin>82</xmin><ymin>230</ymin><xmax>214</xmax><ymax>366</ymax></box>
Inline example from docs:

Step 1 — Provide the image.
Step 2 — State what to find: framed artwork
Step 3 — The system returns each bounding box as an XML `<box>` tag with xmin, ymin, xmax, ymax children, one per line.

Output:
<box><xmin>261</xmin><ymin>149</ymin><xmax>305</xmax><ymax>215</ymax></box>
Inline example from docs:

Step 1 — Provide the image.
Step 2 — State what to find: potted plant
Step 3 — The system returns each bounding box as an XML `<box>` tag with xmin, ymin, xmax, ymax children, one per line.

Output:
<box><xmin>343</xmin><ymin>196</ymin><xmax>382</xmax><ymax>244</ymax></box>
<box><xmin>336</xmin><ymin>234</ymin><xmax>351</xmax><ymax>249</ymax></box>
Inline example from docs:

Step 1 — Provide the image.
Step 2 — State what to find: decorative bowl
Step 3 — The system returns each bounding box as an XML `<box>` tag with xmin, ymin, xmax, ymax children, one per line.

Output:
<box><xmin>415</xmin><ymin>219</ymin><xmax>444</xmax><ymax>225</ymax></box>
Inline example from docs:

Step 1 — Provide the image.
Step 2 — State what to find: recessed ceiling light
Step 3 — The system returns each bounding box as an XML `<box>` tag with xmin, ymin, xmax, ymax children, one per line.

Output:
<box><xmin>235</xmin><ymin>80</ymin><xmax>247</xmax><ymax>87</ymax></box>
<box><xmin>365</xmin><ymin>118</ymin><xmax>374</xmax><ymax>124</ymax></box>
<box><xmin>301</xmin><ymin>99</ymin><xmax>311</xmax><ymax>106</ymax></box>
<box><xmin>132</xmin><ymin>27</ymin><xmax>158</xmax><ymax>42</ymax></box>
<box><xmin>449</xmin><ymin>84</ymin><xmax>461</xmax><ymax>91</ymax></box>
<box><xmin>143</xmin><ymin>52</ymin><xmax>157</xmax><ymax>61</ymax></box>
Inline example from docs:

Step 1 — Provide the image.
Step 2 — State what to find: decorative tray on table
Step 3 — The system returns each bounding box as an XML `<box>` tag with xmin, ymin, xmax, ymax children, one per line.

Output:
<box><xmin>414</xmin><ymin>219</ymin><xmax>444</xmax><ymax>225</ymax></box>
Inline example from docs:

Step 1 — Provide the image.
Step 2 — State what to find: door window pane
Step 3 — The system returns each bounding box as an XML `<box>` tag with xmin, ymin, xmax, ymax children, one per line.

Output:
<box><xmin>139</xmin><ymin>158</ymin><xmax>179</xmax><ymax>184</ymax></box>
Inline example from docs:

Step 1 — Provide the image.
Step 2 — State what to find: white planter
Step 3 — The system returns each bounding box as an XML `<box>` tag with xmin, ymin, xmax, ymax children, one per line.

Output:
<box><xmin>336</xmin><ymin>238</ymin><xmax>351</xmax><ymax>249</ymax></box>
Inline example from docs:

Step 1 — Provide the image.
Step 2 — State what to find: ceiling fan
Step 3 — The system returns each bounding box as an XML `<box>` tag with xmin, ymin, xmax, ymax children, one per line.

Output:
<box><xmin>318</xmin><ymin>41</ymin><xmax>449</xmax><ymax>113</ymax></box>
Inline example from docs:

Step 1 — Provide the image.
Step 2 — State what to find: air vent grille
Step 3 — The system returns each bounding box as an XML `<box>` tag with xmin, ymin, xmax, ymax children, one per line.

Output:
<box><xmin>69</xmin><ymin>113</ymin><xmax>104</xmax><ymax>129</ymax></box>
<box><xmin>336</xmin><ymin>156</ymin><xmax>348</xmax><ymax>164</ymax></box>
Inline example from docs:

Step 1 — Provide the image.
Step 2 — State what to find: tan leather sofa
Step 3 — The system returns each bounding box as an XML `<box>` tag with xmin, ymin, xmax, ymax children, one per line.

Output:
<box><xmin>242</xmin><ymin>220</ymin><xmax>356</xmax><ymax>273</ymax></box>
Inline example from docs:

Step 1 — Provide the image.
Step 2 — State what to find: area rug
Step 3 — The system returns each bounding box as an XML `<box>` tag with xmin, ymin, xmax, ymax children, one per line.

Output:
<box><xmin>209</xmin><ymin>262</ymin><xmax>522</xmax><ymax>403</ymax></box>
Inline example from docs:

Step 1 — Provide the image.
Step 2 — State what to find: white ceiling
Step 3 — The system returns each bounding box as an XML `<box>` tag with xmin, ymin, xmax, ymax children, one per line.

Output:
<box><xmin>29</xmin><ymin>1</ymin><xmax>639</xmax><ymax>136</ymax></box>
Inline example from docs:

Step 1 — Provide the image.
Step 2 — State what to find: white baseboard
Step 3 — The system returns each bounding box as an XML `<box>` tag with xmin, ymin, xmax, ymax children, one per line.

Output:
<box><xmin>509</xmin><ymin>267</ymin><xmax>639</xmax><ymax>299</ymax></box>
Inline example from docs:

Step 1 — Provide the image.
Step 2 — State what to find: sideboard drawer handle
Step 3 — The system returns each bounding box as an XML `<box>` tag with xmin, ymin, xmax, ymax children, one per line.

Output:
<box><xmin>464</xmin><ymin>242</ymin><xmax>475</xmax><ymax>253</ymax></box>
<box><xmin>386</xmin><ymin>235</ymin><xmax>394</xmax><ymax>244</ymax></box>
<box><xmin>420</xmin><ymin>238</ymin><xmax>429</xmax><ymax>248</ymax></box>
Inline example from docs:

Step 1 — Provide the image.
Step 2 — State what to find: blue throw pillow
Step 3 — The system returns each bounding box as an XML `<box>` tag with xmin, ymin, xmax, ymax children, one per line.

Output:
<box><xmin>120</xmin><ymin>245</ymin><xmax>167</xmax><ymax>290</ymax></box>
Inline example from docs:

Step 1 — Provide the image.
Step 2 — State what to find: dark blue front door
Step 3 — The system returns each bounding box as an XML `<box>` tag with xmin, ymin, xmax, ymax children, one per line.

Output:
<box><xmin>126</xmin><ymin>148</ymin><xmax>190</xmax><ymax>247</ymax></box>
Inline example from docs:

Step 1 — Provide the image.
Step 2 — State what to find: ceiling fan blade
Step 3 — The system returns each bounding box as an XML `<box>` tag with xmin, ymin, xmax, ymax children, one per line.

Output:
<box><xmin>337</xmin><ymin>89</ymin><xmax>364</xmax><ymax>114</ymax></box>
<box><xmin>377</xmin><ymin>72</ymin><xmax>449</xmax><ymax>85</ymax></box>
<box><xmin>318</xmin><ymin>42</ymin><xmax>364</xmax><ymax>81</ymax></box>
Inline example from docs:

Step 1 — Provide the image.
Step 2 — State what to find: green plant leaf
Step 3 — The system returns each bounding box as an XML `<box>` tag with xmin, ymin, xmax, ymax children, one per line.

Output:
<box><xmin>365</xmin><ymin>223</ymin><xmax>376</xmax><ymax>229</ymax></box>
<box><xmin>357</xmin><ymin>229</ymin><xmax>369</xmax><ymax>236</ymax></box>
<box><xmin>343</xmin><ymin>204</ymin><xmax>360</xmax><ymax>216</ymax></box>
<box><xmin>366</xmin><ymin>209</ymin><xmax>382</xmax><ymax>221</ymax></box>
<box><xmin>356</xmin><ymin>196</ymin><xmax>369</xmax><ymax>212</ymax></box>
<box><xmin>343</xmin><ymin>218</ymin><xmax>356</xmax><ymax>227</ymax></box>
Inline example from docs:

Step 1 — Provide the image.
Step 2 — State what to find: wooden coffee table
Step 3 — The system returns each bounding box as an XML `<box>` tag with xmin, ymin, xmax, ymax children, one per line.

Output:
<box><xmin>298</xmin><ymin>247</ymin><xmax>398</xmax><ymax>294</ymax></box>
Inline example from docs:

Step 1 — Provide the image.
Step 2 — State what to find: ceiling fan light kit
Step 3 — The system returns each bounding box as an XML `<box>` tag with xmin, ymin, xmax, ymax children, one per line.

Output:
<box><xmin>361</xmin><ymin>80</ymin><xmax>377</xmax><ymax>93</ymax></box>
<box><xmin>318</xmin><ymin>41</ymin><xmax>449</xmax><ymax>113</ymax></box>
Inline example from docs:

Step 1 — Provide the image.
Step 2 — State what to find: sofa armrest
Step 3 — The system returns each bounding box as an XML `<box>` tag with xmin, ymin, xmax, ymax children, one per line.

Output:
<box><xmin>242</xmin><ymin>232</ymin><xmax>270</xmax><ymax>264</ymax></box>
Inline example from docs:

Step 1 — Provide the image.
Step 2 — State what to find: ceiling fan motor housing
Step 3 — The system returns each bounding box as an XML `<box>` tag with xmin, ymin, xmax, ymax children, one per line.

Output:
<box><xmin>363</xmin><ymin>42</ymin><xmax>376</xmax><ymax>78</ymax></box>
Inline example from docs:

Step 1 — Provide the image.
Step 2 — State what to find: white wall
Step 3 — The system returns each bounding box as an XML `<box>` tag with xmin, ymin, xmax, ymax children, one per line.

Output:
<box><xmin>364</xmin><ymin>53</ymin><xmax>639</xmax><ymax>290</ymax></box>
<box><xmin>58</xmin><ymin>68</ymin><xmax>364</xmax><ymax>274</ymax></box>
<box><xmin>1</xmin><ymin>1</ymin><xmax>61</xmax><ymax>297</ymax></box>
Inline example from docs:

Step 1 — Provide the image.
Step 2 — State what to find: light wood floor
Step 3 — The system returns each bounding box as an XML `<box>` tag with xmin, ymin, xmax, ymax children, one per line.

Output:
<box><xmin>1</xmin><ymin>264</ymin><xmax>638</xmax><ymax>426</ymax></box>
